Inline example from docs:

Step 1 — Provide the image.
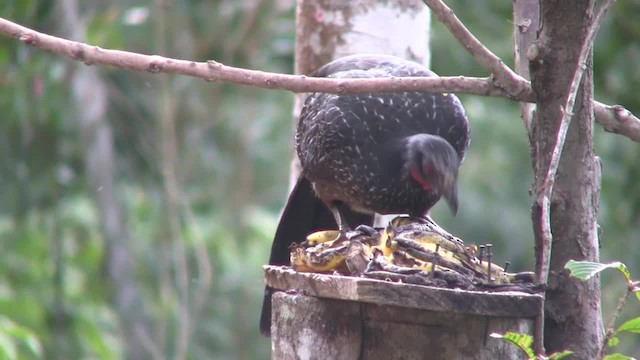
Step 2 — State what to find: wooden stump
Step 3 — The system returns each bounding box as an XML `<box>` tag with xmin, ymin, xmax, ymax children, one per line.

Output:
<box><xmin>265</xmin><ymin>266</ymin><xmax>542</xmax><ymax>360</ymax></box>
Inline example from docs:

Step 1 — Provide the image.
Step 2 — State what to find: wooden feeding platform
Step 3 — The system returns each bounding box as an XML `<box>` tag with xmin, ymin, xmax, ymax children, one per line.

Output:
<box><xmin>263</xmin><ymin>218</ymin><xmax>543</xmax><ymax>359</ymax></box>
<box><xmin>264</xmin><ymin>266</ymin><xmax>542</xmax><ymax>359</ymax></box>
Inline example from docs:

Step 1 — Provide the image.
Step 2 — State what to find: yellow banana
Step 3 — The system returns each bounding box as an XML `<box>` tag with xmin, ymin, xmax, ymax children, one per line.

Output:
<box><xmin>305</xmin><ymin>230</ymin><xmax>341</xmax><ymax>246</ymax></box>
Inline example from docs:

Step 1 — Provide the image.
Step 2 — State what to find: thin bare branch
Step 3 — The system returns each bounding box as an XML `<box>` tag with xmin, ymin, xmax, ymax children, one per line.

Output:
<box><xmin>420</xmin><ymin>1</ymin><xmax>640</xmax><ymax>143</ymax></box>
<box><xmin>422</xmin><ymin>0</ymin><xmax>531</xmax><ymax>98</ymax></box>
<box><xmin>0</xmin><ymin>16</ymin><xmax>638</xmax><ymax>142</ymax></box>
<box><xmin>0</xmin><ymin>17</ymin><xmax>513</xmax><ymax>97</ymax></box>
<box><xmin>595</xmin><ymin>103</ymin><xmax>640</xmax><ymax>141</ymax></box>
<box><xmin>600</xmin><ymin>283</ymin><xmax>633</xmax><ymax>358</ymax></box>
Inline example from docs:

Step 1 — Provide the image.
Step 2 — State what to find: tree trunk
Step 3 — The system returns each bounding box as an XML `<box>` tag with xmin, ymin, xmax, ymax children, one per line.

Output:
<box><xmin>57</xmin><ymin>1</ymin><xmax>152</xmax><ymax>358</ymax></box>
<box><xmin>512</xmin><ymin>0</ymin><xmax>538</xmax><ymax>138</ymax></box>
<box><xmin>528</xmin><ymin>1</ymin><xmax>603</xmax><ymax>357</ymax></box>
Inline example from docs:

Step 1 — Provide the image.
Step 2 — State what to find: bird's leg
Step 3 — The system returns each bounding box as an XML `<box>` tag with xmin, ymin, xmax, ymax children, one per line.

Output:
<box><xmin>327</xmin><ymin>202</ymin><xmax>353</xmax><ymax>242</ymax></box>
<box><xmin>329</xmin><ymin>201</ymin><xmax>352</xmax><ymax>233</ymax></box>
<box><xmin>329</xmin><ymin>201</ymin><xmax>377</xmax><ymax>240</ymax></box>
<box><xmin>354</xmin><ymin>224</ymin><xmax>378</xmax><ymax>237</ymax></box>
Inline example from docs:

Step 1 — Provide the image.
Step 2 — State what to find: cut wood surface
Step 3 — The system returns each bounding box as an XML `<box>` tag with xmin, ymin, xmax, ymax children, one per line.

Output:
<box><xmin>264</xmin><ymin>265</ymin><xmax>542</xmax><ymax>318</ymax></box>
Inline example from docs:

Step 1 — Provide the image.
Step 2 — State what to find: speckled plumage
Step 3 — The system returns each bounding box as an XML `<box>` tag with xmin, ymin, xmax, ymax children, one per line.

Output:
<box><xmin>260</xmin><ymin>55</ymin><xmax>470</xmax><ymax>336</ymax></box>
<box><xmin>296</xmin><ymin>54</ymin><xmax>470</xmax><ymax>218</ymax></box>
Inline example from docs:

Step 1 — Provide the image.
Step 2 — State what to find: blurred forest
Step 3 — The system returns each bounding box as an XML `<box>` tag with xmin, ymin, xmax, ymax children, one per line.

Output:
<box><xmin>1</xmin><ymin>0</ymin><xmax>639</xmax><ymax>358</ymax></box>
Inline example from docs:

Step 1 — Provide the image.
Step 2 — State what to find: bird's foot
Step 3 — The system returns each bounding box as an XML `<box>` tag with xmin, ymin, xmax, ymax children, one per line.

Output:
<box><xmin>412</xmin><ymin>215</ymin><xmax>463</xmax><ymax>245</ymax></box>
<box><xmin>413</xmin><ymin>215</ymin><xmax>447</xmax><ymax>233</ymax></box>
<box><xmin>416</xmin><ymin>215</ymin><xmax>436</xmax><ymax>226</ymax></box>
<box><xmin>303</xmin><ymin>225</ymin><xmax>379</xmax><ymax>248</ymax></box>
<box><xmin>353</xmin><ymin>224</ymin><xmax>378</xmax><ymax>237</ymax></box>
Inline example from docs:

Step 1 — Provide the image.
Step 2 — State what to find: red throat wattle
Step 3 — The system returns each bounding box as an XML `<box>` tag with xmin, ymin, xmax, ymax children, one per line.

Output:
<box><xmin>410</xmin><ymin>166</ymin><xmax>432</xmax><ymax>191</ymax></box>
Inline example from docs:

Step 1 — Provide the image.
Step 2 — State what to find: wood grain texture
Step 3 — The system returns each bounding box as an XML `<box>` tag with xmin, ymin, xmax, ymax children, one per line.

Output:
<box><xmin>265</xmin><ymin>266</ymin><xmax>542</xmax><ymax>318</ymax></box>
<box><xmin>272</xmin><ymin>291</ymin><xmax>531</xmax><ymax>359</ymax></box>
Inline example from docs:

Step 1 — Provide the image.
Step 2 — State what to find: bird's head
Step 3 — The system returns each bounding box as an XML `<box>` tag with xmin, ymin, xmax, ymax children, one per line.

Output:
<box><xmin>405</xmin><ymin>134</ymin><xmax>461</xmax><ymax>215</ymax></box>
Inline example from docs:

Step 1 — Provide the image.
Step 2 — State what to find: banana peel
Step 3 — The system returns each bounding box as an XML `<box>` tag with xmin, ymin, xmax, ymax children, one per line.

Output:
<box><xmin>290</xmin><ymin>216</ymin><xmax>536</xmax><ymax>289</ymax></box>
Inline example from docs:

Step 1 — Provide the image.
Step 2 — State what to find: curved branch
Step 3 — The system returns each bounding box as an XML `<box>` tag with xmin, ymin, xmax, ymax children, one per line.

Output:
<box><xmin>421</xmin><ymin>0</ymin><xmax>640</xmax><ymax>143</ymax></box>
<box><xmin>0</xmin><ymin>17</ymin><xmax>515</xmax><ymax>98</ymax></box>
<box><xmin>422</xmin><ymin>0</ymin><xmax>531</xmax><ymax>98</ymax></box>
<box><xmin>595</xmin><ymin>103</ymin><xmax>640</xmax><ymax>141</ymax></box>
<box><xmin>0</xmin><ymin>16</ymin><xmax>638</xmax><ymax>142</ymax></box>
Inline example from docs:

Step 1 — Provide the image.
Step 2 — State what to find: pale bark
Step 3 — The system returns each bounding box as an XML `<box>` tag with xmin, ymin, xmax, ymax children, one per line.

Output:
<box><xmin>57</xmin><ymin>1</ymin><xmax>153</xmax><ymax>358</ymax></box>
<box><xmin>513</xmin><ymin>0</ymin><xmax>538</xmax><ymax>138</ymax></box>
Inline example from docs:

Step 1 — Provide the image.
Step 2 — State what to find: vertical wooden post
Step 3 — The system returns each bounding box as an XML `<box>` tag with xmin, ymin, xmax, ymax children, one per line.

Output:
<box><xmin>268</xmin><ymin>267</ymin><xmax>541</xmax><ymax>359</ymax></box>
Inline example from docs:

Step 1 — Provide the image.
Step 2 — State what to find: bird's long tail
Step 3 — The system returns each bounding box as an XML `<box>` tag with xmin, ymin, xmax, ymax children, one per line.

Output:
<box><xmin>259</xmin><ymin>176</ymin><xmax>374</xmax><ymax>336</ymax></box>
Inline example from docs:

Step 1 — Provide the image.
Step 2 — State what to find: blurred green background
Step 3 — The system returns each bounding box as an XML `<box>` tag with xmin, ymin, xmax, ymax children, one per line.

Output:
<box><xmin>0</xmin><ymin>0</ymin><xmax>638</xmax><ymax>358</ymax></box>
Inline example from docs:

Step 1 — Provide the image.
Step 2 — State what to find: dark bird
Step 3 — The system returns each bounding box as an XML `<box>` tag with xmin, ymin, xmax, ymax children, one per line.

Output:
<box><xmin>260</xmin><ymin>54</ymin><xmax>470</xmax><ymax>336</ymax></box>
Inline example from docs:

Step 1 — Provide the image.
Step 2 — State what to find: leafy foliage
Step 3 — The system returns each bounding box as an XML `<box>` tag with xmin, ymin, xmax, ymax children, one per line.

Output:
<box><xmin>604</xmin><ymin>353</ymin><xmax>636</xmax><ymax>360</ymax></box>
<box><xmin>490</xmin><ymin>332</ymin><xmax>535</xmax><ymax>358</ymax></box>
<box><xmin>567</xmin><ymin>260</ymin><xmax>640</xmax><ymax>358</ymax></box>
<box><xmin>1</xmin><ymin>0</ymin><xmax>639</xmax><ymax>358</ymax></box>
<box><xmin>490</xmin><ymin>332</ymin><xmax>573</xmax><ymax>360</ymax></box>
<box><xmin>617</xmin><ymin>317</ymin><xmax>640</xmax><ymax>335</ymax></box>
<box><xmin>565</xmin><ymin>260</ymin><xmax>631</xmax><ymax>281</ymax></box>
<box><xmin>0</xmin><ymin>317</ymin><xmax>41</xmax><ymax>360</ymax></box>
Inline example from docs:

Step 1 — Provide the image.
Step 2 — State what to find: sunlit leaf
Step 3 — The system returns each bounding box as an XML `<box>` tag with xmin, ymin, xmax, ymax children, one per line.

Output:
<box><xmin>490</xmin><ymin>332</ymin><xmax>535</xmax><ymax>358</ymax></box>
<box><xmin>616</xmin><ymin>317</ymin><xmax>640</xmax><ymax>334</ymax></box>
<box><xmin>0</xmin><ymin>316</ymin><xmax>42</xmax><ymax>357</ymax></box>
<box><xmin>23</xmin><ymin>334</ymin><xmax>42</xmax><ymax>358</ymax></box>
<box><xmin>608</xmin><ymin>335</ymin><xmax>619</xmax><ymax>348</ymax></box>
<box><xmin>565</xmin><ymin>260</ymin><xmax>630</xmax><ymax>281</ymax></box>
<box><xmin>604</xmin><ymin>353</ymin><xmax>634</xmax><ymax>360</ymax></box>
<box><xmin>0</xmin><ymin>333</ymin><xmax>17</xmax><ymax>360</ymax></box>
<box><xmin>549</xmin><ymin>350</ymin><xmax>574</xmax><ymax>360</ymax></box>
<box><xmin>76</xmin><ymin>318</ymin><xmax>114</xmax><ymax>359</ymax></box>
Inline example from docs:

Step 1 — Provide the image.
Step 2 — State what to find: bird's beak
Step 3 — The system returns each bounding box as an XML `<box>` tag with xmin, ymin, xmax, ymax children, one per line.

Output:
<box><xmin>441</xmin><ymin>173</ymin><xmax>458</xmax><ymax>216</ymax></box>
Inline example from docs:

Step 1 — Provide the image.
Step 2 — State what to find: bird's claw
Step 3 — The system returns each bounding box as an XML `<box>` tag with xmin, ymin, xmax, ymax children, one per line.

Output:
<box><xmin>353</xmin><ymin>224</ymin><xmax>378</xmax><ymax>237</ymax></box>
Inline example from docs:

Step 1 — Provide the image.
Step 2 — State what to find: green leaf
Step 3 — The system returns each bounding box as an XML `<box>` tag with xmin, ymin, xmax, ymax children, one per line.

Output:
<box><xmin>23</xmin><ymin>335</ymin><xmax>42</xmax><ymax>358</ymax></box>
<box><xmin>616</xmin><ymin>317</ymin><xmax>640</xmax><ymax>334</ymax></box>
<box><xmin>565</xmin><ymin>260</ymin><xmax>631</xmax><ymax>281</ymax></box>
<box><xmin>0</xmin><ymin>317</ymin><xmax>42</xmax><ymax>357</ymax></box>
<box><xmin>0</xmin><ymin>333</ymin><xmax>17</xmax><ymax>360</ymax></box>
<box><xmin>549</xmin><ymin>350</ymin><xmax>574</xmax><ymax>360</ymax></box>
<box><xmin>608</xmin><ymin>335</ymin><xmax>620</xmax><ymax>348</ymax></box>
<box><xmin>490</xmin><ymin>332</ymin><xmax>535</xmax><ymax>359</ymax></box>
<box><xmin>604</xmin><ymin>353</ymin><xmax>634</xmax><ymax>360</ymax></box>
<box><xmin>76</xmin><ymin>318</ymin><xmax>114</xmax><ymax>359</ymax></box>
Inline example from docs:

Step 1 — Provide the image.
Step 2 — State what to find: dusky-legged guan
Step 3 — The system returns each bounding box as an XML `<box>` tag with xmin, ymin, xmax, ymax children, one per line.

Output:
<box><xmin>260</xmin><ymin>54</ymin><xmax>470</xmax><ymax>336</ymax></box>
